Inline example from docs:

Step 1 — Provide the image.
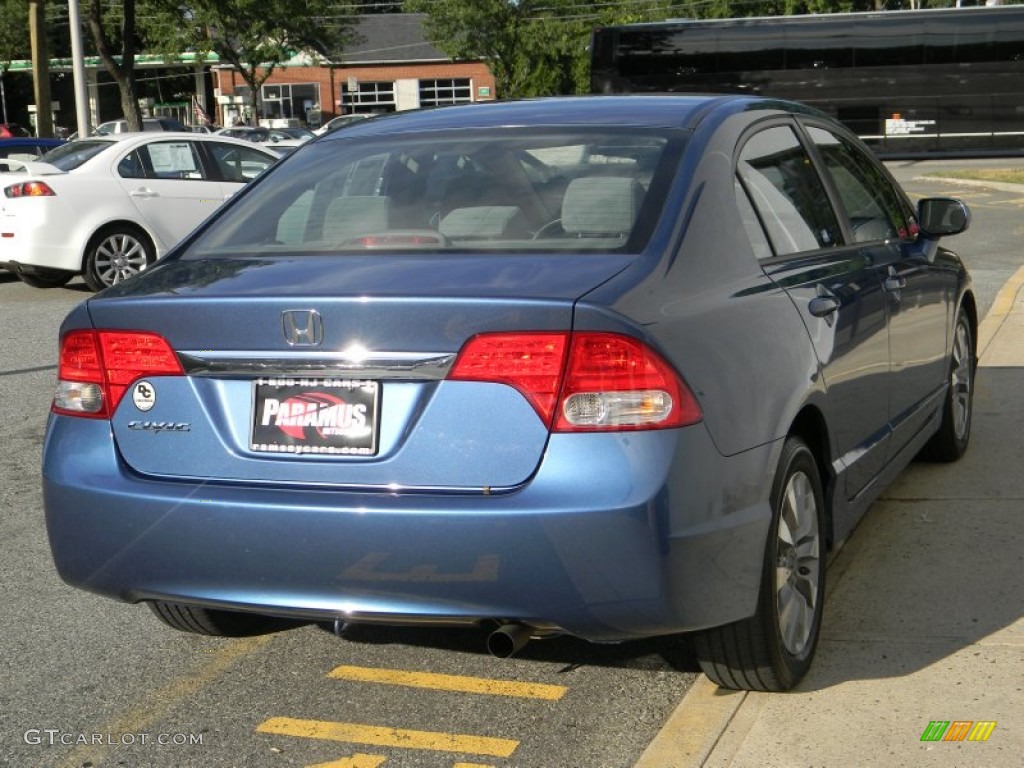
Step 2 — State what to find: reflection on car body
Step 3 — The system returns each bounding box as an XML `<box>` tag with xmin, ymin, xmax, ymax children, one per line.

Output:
<box><xmin>43</xmin><ymin>96</ymin><xmax>975</xmax><ymax>691</ymax></box>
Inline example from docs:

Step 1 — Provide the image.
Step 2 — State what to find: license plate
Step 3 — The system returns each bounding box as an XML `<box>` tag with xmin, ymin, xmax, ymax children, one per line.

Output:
<box><xmin>251</xmin><ymin>378</ymin><xmax>379</xmax><ymax>456</ymax></box>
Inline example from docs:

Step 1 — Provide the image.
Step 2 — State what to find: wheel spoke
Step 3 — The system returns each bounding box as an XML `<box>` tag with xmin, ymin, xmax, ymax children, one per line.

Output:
<box><xmin>776</xmin><ymin>469</ymin><xmax>821</xmax><ymax>656</ymax></box>
<box><xmin>950</xmin><ymin>321</ymin><xmax>972</xmax><ymax>440</ymax></box>
<box><xmin>777</xmin><ymin>580</ymin><xmax>810</xmax><ymax>655</ymax></box>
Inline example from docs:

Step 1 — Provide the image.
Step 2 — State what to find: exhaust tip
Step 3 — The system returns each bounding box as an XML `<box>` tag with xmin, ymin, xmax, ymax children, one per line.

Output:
<box><xmin>486</xmin><ymin>623</ymin><xmax>531</xmax><ymax>658</ymax></box>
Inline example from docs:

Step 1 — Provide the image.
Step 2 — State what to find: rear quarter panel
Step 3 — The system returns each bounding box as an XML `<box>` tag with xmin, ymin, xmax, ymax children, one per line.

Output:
<box><xmin>581</xmin><ymin>109</ymin><xmax>825</xmax><ymax>460</ymax></box>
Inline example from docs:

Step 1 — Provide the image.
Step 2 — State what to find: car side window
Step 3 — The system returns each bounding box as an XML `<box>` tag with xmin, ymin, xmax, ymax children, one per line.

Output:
<box><xmin>807</xmin><ymin>126</ymin><xmax>912</xmax><ymax>242</ymax></box>
<box><xmin>133</xmin><ymin>141</ymin><xmax>206</xmax><ymax>180</ymax></box>
<box><xmin>735</xmin><ymin>179</ymin><xmax>774</xmax><ymax>261</ymax></box>
<box><xmin>207</xmin><ymin>142</ymin><xmax>277</xmax><ymax>183</ymax></box>
<box><xmin>736</xmin><ymin>125</ymin><xmax>841</xmax><ymax>258</ymax></box>
<box><xmin>117</xmin><ymin>150</ymin><xmax>148</xmax><ymax>179</ymax></box>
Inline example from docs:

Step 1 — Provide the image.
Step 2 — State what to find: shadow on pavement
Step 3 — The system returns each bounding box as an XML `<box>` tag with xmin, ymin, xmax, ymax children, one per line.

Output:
<box><xmin>799</xmin><ymin>366</ymin><xmax>1024</xmax><ymax>691</ymax></box>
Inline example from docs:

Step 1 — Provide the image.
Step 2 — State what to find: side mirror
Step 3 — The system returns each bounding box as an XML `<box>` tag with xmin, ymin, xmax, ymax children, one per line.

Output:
<box><xmin>916</xmin><ymin>197</ymin><xmax>970</xmax><ymax>238</ymax></box>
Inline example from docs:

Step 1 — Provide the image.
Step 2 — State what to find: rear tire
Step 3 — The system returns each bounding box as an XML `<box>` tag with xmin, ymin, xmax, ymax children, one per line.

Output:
<box><xmin>83</xmin><ymin>225</ymin><xmax>156</xmax><ymax>292</ymax></box>
<box><xmin>18</xmin><ymin>267</ymin><xmax>73</xmax><ymax>288</ymax></box>
<box><xmin>695</xmin><ymin>436</ymin><xmax>825</xmax><ymax>691</ymax></box>
<box><xmin>148</xmin><ymin>601</ymin><xmax>299</xmax><ymax>637</ymax></box>
<box><xmin>919</xmin><ymin>307</ymin><xmax>974</xmax><ymax>462</ymax></box>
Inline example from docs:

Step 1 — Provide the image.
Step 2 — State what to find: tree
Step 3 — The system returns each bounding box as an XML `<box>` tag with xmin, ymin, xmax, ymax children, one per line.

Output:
<box><xmin>405</xmin><ymin>0</ymin><xmax>666</xmax><ymax>99</ymax></box>
<box><xmin>86</xmin><ymin>0</ymin><xmax>145</xmax><ymax>130</ymax></box>
<box><xmin>0</xmin><ymin>0</ymin><xmax>29</xmax><ymax>124</ymax></box>
<box><xmin>0</xmin><ymin>0</ymin><xmax>29</xmax><ymax>70</ymax></box>
<box><xmin>145</xmin><ymin>0</ymin><xmax>355</xmax><ymax>124</ymax></box>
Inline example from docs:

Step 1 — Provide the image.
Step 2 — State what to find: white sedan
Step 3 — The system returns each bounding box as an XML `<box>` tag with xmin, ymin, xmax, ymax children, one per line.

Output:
<box><xmin>0</xmin><ymin>132</ymin><xmax>280</xmax><ymax>291</ymax></box>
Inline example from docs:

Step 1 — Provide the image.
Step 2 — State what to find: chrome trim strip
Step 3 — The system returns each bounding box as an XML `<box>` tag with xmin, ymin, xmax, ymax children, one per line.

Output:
<box><xmin>178</xmin><ymin>351</ymin><xmax>457</xmax><ymax>379</ymax></box>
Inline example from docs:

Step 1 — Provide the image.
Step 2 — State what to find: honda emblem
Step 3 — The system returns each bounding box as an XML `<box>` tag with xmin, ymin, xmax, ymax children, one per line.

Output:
<box><xmin>282</xmin><ymin>309</ymin><xmax>324</xmax><ymax>346</ymax></box>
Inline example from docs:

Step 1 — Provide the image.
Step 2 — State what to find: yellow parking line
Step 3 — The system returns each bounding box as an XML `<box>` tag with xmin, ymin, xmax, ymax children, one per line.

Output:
<box><xmin>308</xmin><ymin>755</ymin><xmax>387</xmax><ymax>768</ymax></box>
<box><xmin>328</xmin><ymin>664</ymin><xmax>567</xmax><ymax>701</ymax></box>
<box><xmin>61</xmin><ymin>634</ymin><xmax>276</xmax><ymax>768</ymax></box>
<box><xmin>257</xmin><ymin>717</ymin><xmax>519</xmax><ymax>757</ymax></box>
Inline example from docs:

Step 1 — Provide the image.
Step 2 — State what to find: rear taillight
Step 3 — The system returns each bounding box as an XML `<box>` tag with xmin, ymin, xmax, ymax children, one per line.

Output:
<box><xmin>4</xmin><ymin>181</ymin><xmax>56</xmax><ymax>198</ymax></box>
<box><xmin>449</xmin><ymin>331</ymin><xmax>702</xmax><ymax>432</ymax></box>
<box><xmin>53</xmin><ymin>330</ymin><xmax>183</xmax><ymax>418</ymax></box>
<box><xmin>448</xmin><ymin>333</ymin><xmax>569</xmax><ymax>424</ymax></box>
<box><xmin>554</xmin><ymin>333</ymin><xmax>701</xmax><ymax>431</ymax></box>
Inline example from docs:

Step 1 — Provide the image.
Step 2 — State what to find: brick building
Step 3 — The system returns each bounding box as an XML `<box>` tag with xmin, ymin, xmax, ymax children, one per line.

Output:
<box><xmin>213</xmin><ymin>13</ymin><xmax>496</xmax><ymax>128</ymax></box>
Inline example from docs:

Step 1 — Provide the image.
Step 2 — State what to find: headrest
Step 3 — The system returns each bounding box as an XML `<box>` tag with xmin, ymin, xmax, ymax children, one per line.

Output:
<box><xmin>561</xmin><ymin>177</ymin><xmax>646</xmax><ymax>236</ymax></box>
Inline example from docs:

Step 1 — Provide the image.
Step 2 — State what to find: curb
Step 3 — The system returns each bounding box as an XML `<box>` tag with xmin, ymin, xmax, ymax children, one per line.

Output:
<box><xmin>633</xmin><ymin>677</ymin><xmax>748</xmax><ymax>768</ymax></box>
<box><xmin>977</xmin><ymin>263</ymin><xmax>1024</xmax><ymax>366</ymax></box>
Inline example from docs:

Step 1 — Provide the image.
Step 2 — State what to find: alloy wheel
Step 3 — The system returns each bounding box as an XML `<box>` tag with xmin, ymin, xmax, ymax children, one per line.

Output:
<box><xmin>950</xmin><ymin>320</ymin><xmax>972</xmax><ymax>441</ymax></box>
<box><xmin>93</xmin><ymin>232</ymin><xmax>151</xmax><ymax>287</ymax></box>
<box><xmin>775</xmin><ymin>469</ymin><xmax>821</xmax><ymax>657</ymax></box>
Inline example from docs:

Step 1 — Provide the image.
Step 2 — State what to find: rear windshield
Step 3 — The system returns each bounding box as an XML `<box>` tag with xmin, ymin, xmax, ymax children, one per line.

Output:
<box><xmin>182</xmin><ymin>128</ymin><xmax>682</xmax><ymax>257</ymax></box>
<box><xmin>38</xmin><ymin>139</ymin><xmax>113</xmax><ymax>171</ymax></box>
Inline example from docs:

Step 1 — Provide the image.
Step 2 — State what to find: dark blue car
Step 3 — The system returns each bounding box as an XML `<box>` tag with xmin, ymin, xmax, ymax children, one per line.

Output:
<box><xmin>43</xmin><ymin>96</ymin><xmax>974</xmax><ymax>691</ymax></box>
<box><xmin>0</xmin><ymin>136</ymin><xmax>64</xmax><ymax>169</ymax></box>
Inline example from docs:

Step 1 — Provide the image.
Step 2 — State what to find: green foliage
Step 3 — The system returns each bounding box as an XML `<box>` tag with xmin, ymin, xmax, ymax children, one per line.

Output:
<box><xmin>87</xmin><ymin>0</ymin><xmax>146</xmax><ymax>129</ymax></box>
<box><xmin>405</xmin><ymin>0</ymin><xmax>667</xmax><ymax>98</ymax></box>
<box><xmin>0</xmin><ymin>0</ymin><xmax>30</xmax><ymax>69</ymax></box>
<box><xmin>143</xmin><ymin>0</ymin><xmax>355</xmax><ymax>121</ymax></box>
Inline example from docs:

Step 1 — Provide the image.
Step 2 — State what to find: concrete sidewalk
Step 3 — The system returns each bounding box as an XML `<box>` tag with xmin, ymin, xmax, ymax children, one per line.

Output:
<box><xmin>635</xmin><ymin>267</ymin><xmax>1024</xmax><ymax>768</ymax></box>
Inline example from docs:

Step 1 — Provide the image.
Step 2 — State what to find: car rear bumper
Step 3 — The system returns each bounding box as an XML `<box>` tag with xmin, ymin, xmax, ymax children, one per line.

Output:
<box><xmin>43</xmin><ymin>415</ymin><xmax>774</xmax><ymax>642</ymax></box>
<box><xmin>0</xmin><ymin>209</ymin><xmax>81</xmax><ymax>272</ymax></box>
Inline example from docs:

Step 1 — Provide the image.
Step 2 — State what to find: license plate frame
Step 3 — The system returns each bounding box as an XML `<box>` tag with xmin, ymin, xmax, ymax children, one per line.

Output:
<box><xmin>250</xmin><ymin>377</ymin><xmax>380</xmax><ymax>456</ymax></box>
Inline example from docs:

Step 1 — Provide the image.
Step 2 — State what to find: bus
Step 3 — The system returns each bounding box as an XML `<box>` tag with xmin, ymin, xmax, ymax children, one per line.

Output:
<box><xmin>590</xmin><ymin>5</ymin><xmax>1024</xmax><ymax>156</ymax></box>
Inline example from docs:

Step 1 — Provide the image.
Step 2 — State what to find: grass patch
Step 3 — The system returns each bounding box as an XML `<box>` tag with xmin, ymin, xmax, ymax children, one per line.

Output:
<box><xmin>924</xmin><ymin>168</ymin><xmax>1024</xmax><ymax>184</ymax></box>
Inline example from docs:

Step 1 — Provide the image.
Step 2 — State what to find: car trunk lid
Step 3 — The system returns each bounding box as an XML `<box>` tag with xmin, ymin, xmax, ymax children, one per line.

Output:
<box><xmin>89</xmin><ymin>254</ymin><xmax>631</xmax><ymax>491</ymax></box>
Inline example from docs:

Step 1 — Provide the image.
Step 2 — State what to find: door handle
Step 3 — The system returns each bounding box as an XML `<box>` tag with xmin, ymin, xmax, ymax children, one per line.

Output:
<box><xmin>808</xmin><ymin>284</ymin><xmax>840</xmax><ymax>326</ymax></box>
<box><xmin>129</xmin><ymin>188</ymin><xmax>158</xmax><ymax>198</ymax></box>
<box><xmin>884</xmin><ymin>266</ymin><xmax>906</xmax><ymax>292</ymax></box>
<box><xmin>808</xmin><ymin>295</ymin><xmax>840</xmax><ymax>318</ymax></box>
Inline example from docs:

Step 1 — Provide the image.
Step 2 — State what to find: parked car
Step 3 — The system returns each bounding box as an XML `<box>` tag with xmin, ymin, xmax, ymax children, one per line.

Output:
<box><xmin>94</xmin><ymin>116</ymin><xmax>189</xmax><ymax>134</ymax></box>
<box><xmin>0</xmin><ymin>137</ymin><xmax>64</xmax><ymax>169</ymax></box>
<box><xmin>275</xmin><ymin>126</ymin><xmax>317</xmax><ymax>142</ymax></box>
<box><xmin>0</xmin><ymin>123</ymin><xmax>31</xmax><ymax>138</ymax></box>
<box><xmin>314</xmin><ymin>113</ymin><xmax>373</xmax><ymax>135</ymax></box>
<box><xmin>0</xmin><ymin>132</ymin><xmax>279</xmax><ymax>290</ymax></box>
<box><xmin>42</xmin><ymin>96</ymin><xmax>975</xmax><ymax>692</ymax></box>
<box><xmin>214</xmin><ymin>126</ymin><xmax>310</xmax><ymax>149</ymax></box>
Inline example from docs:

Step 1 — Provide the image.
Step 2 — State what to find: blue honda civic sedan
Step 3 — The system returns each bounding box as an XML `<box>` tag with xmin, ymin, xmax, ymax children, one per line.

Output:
<box><xmin>43</xmin><ymin>96</ymin><xmax>975</xmax><ymax>691</ymax></box>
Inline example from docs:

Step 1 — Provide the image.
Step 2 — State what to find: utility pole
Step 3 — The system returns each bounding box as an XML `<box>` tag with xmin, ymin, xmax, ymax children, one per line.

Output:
<box><xmin>1</xmin><ymin>70</ymin><xmax>8</xmax><ymax>124</ymax></box>
<box><xmin>29</xmin><ymin>0</ymin><xmax>54</xmax><ymax>137</ymax></box>
<box><xmin>68</xmin><ymin>0</ymin><xmax>92</xmax><ymax>137</ymax></box>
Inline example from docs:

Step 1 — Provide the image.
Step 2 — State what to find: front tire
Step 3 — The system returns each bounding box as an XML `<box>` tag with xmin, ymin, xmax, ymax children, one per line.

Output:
<box><xmin>695</xmin><ymin>436</ymin><xmax>826</xmax><ymax>691</ymax></box>
<box><xmin>919</xmin><ymin>308</ymin><xmax>974</xmax><ymax>462</ymax></box>
<box><xmin>83</xmin><ymin>225</ymin><xmax>156</xmax><ymax>292</ymax></box>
